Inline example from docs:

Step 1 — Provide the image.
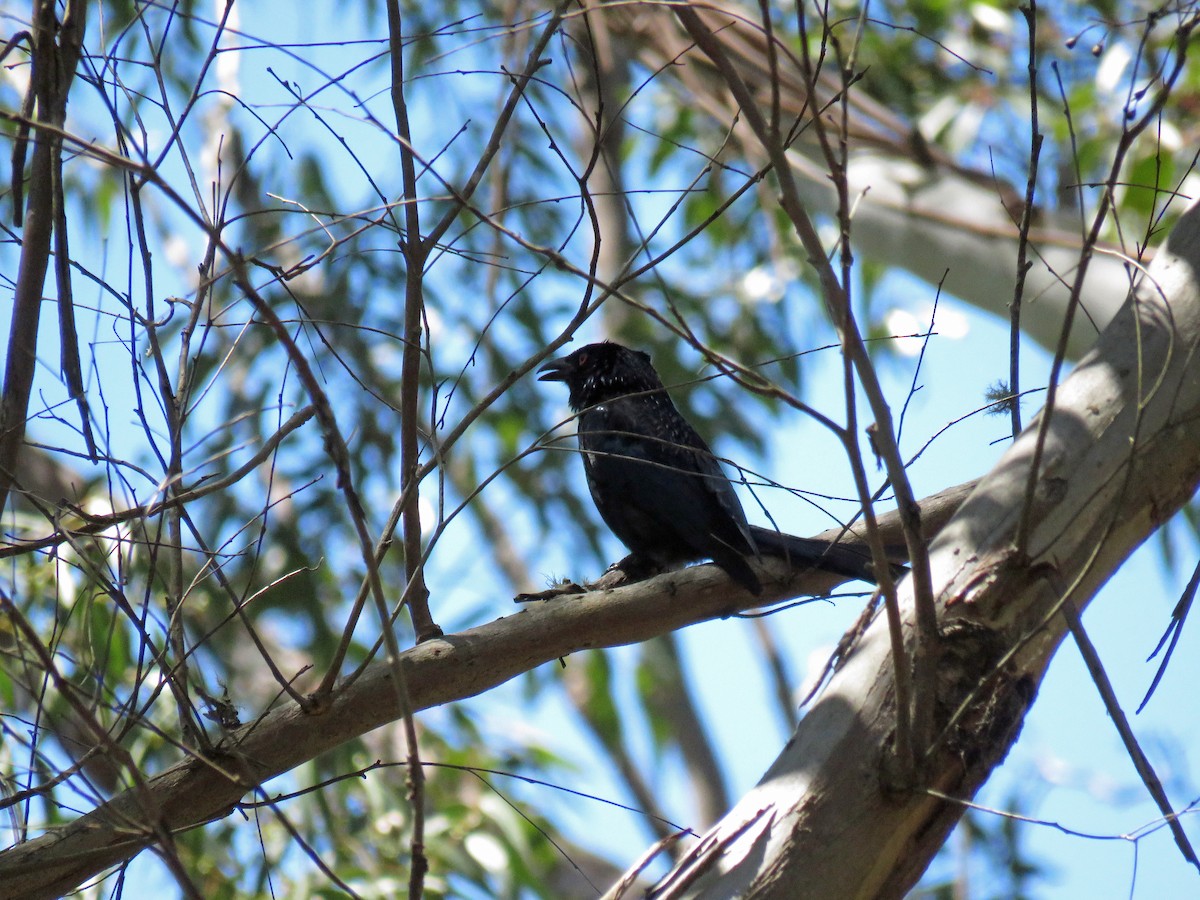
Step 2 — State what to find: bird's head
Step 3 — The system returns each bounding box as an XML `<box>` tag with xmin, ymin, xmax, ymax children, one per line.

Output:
<box><xmin>537</xmin><ymin>341</ymin><xmax>661</xmax><ymax>411</ymax></box>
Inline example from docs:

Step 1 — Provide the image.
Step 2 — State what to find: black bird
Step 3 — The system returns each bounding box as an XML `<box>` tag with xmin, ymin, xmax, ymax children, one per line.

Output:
<box><xmin>538</xmin><ymin>341</ymin><xmax>882</xmax><ymax>594</ymax></box>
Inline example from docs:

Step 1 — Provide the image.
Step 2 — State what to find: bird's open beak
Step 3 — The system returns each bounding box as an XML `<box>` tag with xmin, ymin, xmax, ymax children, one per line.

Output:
<box><xmin>537</xmin><ymin>357</ymin><xmax>570</xmax><ymax>382</ymax></box>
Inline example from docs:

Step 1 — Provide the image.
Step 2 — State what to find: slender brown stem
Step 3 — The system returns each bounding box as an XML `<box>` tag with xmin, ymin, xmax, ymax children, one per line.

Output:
<box><xmin>674</xmin><ymin>0</ymin><xmax>932</xmax><ymax>774</ymax></box>
<box><xmin>389</xmin><ymin>2</ymin><xmax>437</xmax><ymax>649</ymax></box>
<box><xmin>1009</xmin><ymin>3</ymin><xmax>1043</xmax><ymax>440</ymax></box>
<box><xmin>1063</xmin><ymin>600</ymin><xmax>1199</xmax><ymax>871</ymax></box>
<box><xmin>0</xmin><ymin>0</ymin><xmax>87</xmax><ymax>519</ymax></box>
<box><xmin>1014</xmin><ymin>16</ymin><xmax>1196</xmax><ymax>554</ymax></box>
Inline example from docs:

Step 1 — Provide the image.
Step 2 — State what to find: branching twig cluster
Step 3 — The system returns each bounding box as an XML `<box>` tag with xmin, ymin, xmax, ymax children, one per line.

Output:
<box><xmin>1</xmin><ymin>1</ymin><xmax>1198</xmax><ymax>897</ymax></box>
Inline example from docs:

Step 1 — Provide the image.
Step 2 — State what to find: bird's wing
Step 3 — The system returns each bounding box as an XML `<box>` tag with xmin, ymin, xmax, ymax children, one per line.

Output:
<box><xmin>651</xmin><ymin>396</ymin><xmax>758</xmax><ymax>553</ymax></box>
<box><xmin>601</xmin><ymin>395</ymin><xmax>758</xmax><ymax>556</ymax></box>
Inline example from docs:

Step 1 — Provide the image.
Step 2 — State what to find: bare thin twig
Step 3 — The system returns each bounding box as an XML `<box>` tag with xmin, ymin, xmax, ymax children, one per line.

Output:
<box><xmin>1014</xmin><ymin>14</ymin><xmax>1197</xmax><ymax>554</ymax></box>
<box><xmin>673</xmin><ymin>0</ymin><xmax>931</xmax><ymax>779</ymax></box>
<box><xmin>1009</xmin><ymin>2</ymin><xmax>1044</xmax><ymax>440</ymax></box>
<box><xmin>386</xmin><ymin>4</ymin><xmax>434</xmax><ymax>895</ymax></box>
<box><xmin>0</xmin><ymin>0</ymin><xmax>87</xmax><ymax>519</ymax></box>
<box><xmin>1062</xmin><ymin>599</ymin><xmax>1200</xmax><ymax>871</ymax></box>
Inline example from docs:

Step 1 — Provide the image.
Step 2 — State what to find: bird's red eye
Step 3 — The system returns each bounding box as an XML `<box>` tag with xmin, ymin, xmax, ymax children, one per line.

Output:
<box><xmin>578</xmin><ymin>352</ymin><xmax>588</xmax><ymax>367</ymax></box>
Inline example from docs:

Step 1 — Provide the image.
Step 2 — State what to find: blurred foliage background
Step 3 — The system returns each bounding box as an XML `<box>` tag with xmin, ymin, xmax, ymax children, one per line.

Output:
<box><xmin>1</xmin><ymin>1</ymin><xmax>1198</xmax><ymax>896</ymax></box>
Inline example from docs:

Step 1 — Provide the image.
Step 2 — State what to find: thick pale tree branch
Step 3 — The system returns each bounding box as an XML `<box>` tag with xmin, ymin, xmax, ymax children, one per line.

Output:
<box><xmin>0</xmin><ymin>482</ymin><xmax>972</xmax><ymax>900</ymax></box>
<box><xmin>635</xmin><ymin>198</ymin><xmax>1200</xmax><ymax>899</ymax></box>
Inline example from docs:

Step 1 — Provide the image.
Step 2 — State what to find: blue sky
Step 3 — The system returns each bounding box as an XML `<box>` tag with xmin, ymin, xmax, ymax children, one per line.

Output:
<box><xmin>4</xmin><ymin>3</ymin><xmax>1199</xmax><ymax>896</ymax></box>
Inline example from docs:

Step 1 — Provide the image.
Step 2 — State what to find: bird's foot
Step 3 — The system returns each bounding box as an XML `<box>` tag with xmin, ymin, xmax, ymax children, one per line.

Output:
<box><xmin>514</xmin><ymin>580</ymin><xmax>588</xmax><ymax>603</ymax></box>
<box><xmin>618</xmin><ymin>553</ymin><xmax>667</xmax><ymax>578</ymax></box>
<box><xmin>593</xmin><ymin>554</ymin><xmax>670</xmax><ymax>588</ymax></box>
<box><xmin>513</xmin><ymin>556</ymin><xmax>672</xmax><ymax>602</ymax></box>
